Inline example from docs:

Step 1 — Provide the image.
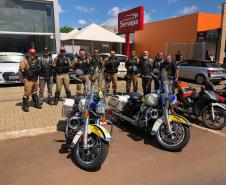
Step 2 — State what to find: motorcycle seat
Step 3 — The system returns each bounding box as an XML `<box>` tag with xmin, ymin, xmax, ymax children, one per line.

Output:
<box><xmin>129</xmin><ymin>92</ymin><xmax>142</xmax><ymax>100</ymax></box>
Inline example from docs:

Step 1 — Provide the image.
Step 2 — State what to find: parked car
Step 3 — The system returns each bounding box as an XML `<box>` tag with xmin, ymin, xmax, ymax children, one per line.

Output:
<box><xmin>0</xmin><ymin>52</ymin><xmax>25</xmax><ymax>84</ymax></box>
<box><xmin>99</xmin><ymin>53</ymin><xmax>127</xmax><ymax>79</ymax></box>
<box><xmin>178</xmin><ymin>59</ymin><xmax>225</xmax><ymax>85</ymax></box>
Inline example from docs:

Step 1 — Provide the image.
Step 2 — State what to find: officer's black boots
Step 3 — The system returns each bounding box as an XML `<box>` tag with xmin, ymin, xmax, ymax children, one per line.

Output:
<box><xmin>66</xmin><ymin>91</ymin><xmax>71</xmax><ymax>98</ymax></box>
<box><xmin>32</xmin><ymin>95</ymin><xmax>42</xmax><ymax>109</ymax></box>
<box><xmin>54</xmin><ymin>91</ymin><xmax>60</xmax><ymax>105</ymax></box>
<box><xmin>22</xmin><ymin>97</ymin><xmax>29</xmax><ymax>112</ymax></box>
<box><xmin>47</xmin><ymin>97</ymin><xmax>55</xmax><ymax>105</ymax></box>
<box><xmin>113</xmin><ymin>90</ymin><xmax>117</xmax><ymax>95</ymax></box>
<box><xmin>126</xmin><ymin>90</ymin><xmax>130</xmax><ymax>94</ymax></box>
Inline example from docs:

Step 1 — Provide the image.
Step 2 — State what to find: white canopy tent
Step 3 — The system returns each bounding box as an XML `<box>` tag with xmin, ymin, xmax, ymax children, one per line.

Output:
<box><xmin>61</xmin><ymin>29</ymin><xmax>79</xmax><ymax>41</ymax></box>
<box><xmin>61</xmin><ymin>23</ymin><xmax>125</xmax><ymax>53</ymax></box>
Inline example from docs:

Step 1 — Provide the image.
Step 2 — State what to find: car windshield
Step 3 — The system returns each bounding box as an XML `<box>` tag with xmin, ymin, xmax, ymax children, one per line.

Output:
<box><xmin>0</xmin><ymin>55</ymin><xmax>24</xmax><ymax>63</ymax></box>
<box><xmin>117</xmin><ymin>56</ymin><xmax>126</xmax><ymax>62</ymax></box>
<box><xmin>205</xmin><ymin>62</ymin><xmax>221</xmax><ymax>68</ymax></box>
<box><xmin>100</xmin><ymin>55</ymin><xmax>109</xmax><ymax>60</ymax></box>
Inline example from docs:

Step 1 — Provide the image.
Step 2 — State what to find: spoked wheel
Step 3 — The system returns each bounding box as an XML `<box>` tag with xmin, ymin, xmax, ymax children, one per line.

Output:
<box><xmin>156</xmin><ymin>122</ymin><xmax>190</xmax><ymax>152</ymax></box>
<box><xmin>72</xmin><ymin>134</ymin><xmax>109</xmax><ymax>171</ymax></box>
<box><xmin>202</xmin><ymin>107</ymin><xmax>226</xmax><ymax>130</ymax></box>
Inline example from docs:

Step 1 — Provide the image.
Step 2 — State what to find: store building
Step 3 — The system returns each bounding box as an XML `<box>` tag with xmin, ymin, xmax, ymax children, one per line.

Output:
<box><xmin>135</xmin><ymin>7</ymin><xmax>226</xmax><ymax>63</ymax></box>
<box><xmin>0</xmin><ymin>0</ymin><xmax>60</xmax><ymax>54</ymax></box>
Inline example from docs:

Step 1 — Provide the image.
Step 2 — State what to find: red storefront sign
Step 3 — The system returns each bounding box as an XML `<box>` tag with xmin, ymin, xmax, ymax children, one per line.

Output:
<box><xmin>118</xmin><ymin>6</ymin><xmax>144</xmax><ymax>34</ymax></box>
<box><xmin>118</xmin><ymin>6</ymin><xmax>144</xmax><ymax>56</ymax></box>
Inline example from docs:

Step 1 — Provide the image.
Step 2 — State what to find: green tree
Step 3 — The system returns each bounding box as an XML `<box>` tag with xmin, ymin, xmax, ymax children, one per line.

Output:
<box><xmin>60</xmin><ymin>26</ymin><xmax>74</xmax><ymax>33</ymax></box>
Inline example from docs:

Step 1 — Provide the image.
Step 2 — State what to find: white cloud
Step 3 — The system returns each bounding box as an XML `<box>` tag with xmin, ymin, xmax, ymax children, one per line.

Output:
<box><xmin>58</xmin><ymin>4</ymin><xmax>63</xmax><ymax>13</ymax></box>
<box><xmin>102</xmin><ymin>7</ymin><xmax>125</xmax><ymax>27</ymax></box>
<box><xmin>144</xmin><ymin>11</ymin><xmax>151</xmax><ymax>23</ymax></box>
<box><xmin>218</xmin><ymin>5</ymin><xmax>222</xmax><ymax>11</ymax></box>
<box><xmin>108</xmin><ymin>7</ymin><xmax>123</xmax><ymax>17</ymax></box>
<box><xmin>168</xmin><ymin>0</ymin><xmax>177</xmax><ymax>4</ymax></box>
<box><xmin>74</xmin><ymin>5</ymin><xmax>95</xmax><ymax>13</ymax></box>
<box><xmin>180</xmin><ymin>6</ymin><xmax>198</xmax><ymax>15</ymax></box>
<box><xmin>170</xmin><ymin>15</ymin><xmax>178</xmax><ymax>18</ymax></box>
<box><xmin>102</xmin><ymin>17</ymin><xmax>118</xmax><ymax>27</ymax></box>
<box><xmin>78</xmin><ymin>19</ymin><xmax>87</xmax><ymax>25</ymax></box>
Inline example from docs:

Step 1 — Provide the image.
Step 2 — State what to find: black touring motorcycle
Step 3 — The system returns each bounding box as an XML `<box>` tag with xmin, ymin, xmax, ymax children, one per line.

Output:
<box><xmin>108</xmin><ymin>69</ymin><xmax>191</xmax><ymax>151</ymax></box>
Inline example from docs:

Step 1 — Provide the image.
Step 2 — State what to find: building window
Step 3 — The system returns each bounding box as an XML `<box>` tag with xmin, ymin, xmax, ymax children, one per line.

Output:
<box><xmin>0</xmin><ymin>0</ymin><xmax>55</xmax><ymax>33</ymax></box>
<box><xmin>0</xmin><ymin>34</ymin><xmax>56</xmax><ymax>53</ymax></box>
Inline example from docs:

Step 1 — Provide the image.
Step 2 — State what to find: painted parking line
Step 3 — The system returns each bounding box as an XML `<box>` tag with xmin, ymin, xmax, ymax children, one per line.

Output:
<box><xmin>192</xmin><ymin>124</ymin><xmax>226</xmax><ymax>137</ymax></box>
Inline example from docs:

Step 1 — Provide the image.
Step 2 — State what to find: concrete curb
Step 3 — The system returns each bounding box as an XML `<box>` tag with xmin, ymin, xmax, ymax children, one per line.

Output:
<box><xmin>0</xmin><ymin>126</ymin><xmax>57</xmax><ymax>141</ymax></box>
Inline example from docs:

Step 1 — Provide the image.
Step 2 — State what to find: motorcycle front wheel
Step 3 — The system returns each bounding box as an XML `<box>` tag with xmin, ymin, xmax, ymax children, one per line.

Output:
<box><xmin>155</xmin><ymin>122</ymin><xmax>190</xmax><ymax>152</ymax></box>
<box><xmin>72</xmin><ymin>134</ymin><xmax>109</xmax><ymax>171</ymax></box>
<box><xmin>202</xmin><ymin>107</ymin><xmax>226</xmax><ymax>130</ymax></box>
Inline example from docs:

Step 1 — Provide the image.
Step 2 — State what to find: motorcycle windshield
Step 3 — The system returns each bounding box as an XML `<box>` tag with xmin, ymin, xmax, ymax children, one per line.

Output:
<box><xmin>160</xmin><ymin>68</ymin><xmax>173</xmax><ymax>97</ymax></box>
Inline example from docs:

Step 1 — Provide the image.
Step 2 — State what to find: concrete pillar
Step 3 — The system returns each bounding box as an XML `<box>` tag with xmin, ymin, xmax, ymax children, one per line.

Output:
<box><xmin>53</xmin><ymin>0</ymin><xmax>61</xmax><ymax>53</ymax></box>
<box><xmin>219</xmin><ymin>3</ymin><xmax>226</xmax><ymax>64</ymax></box>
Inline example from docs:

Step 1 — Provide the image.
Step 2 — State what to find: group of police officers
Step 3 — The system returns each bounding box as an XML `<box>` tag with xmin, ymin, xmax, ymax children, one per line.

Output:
<box><xmin>18</xmin><ymin>47</ymin><xmax>178</xmax><ymax>112</ymax></box>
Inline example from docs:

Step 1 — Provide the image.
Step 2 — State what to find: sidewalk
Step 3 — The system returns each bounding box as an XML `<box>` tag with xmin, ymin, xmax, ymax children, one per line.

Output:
<box><xmin>0</xmin><ymin>81</ymin><xmax>132</xmax><ymax>139</ymax></box>
<box><xmin>0</xmin><ymin>85</ymin><xmax>66</xmax><ymax>135</ymax></box>
<box><xmin>0</xmin><ymin>78</ymin><xmax>202</xmax><ymax>139</ymax></box>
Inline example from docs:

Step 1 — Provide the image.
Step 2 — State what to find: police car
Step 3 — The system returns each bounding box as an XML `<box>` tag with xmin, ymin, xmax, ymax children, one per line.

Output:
<box><xmin>0</xmin><ymin>52</ymin><xmax>24</xmax><ymax>84</ymax></box>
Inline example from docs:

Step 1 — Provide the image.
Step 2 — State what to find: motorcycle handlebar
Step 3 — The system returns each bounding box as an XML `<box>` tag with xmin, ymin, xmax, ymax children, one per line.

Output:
<box><xmin>70</xmin><ymin>74</ymin><xmax>86</xmax><ymax>84</ymax></box>
<box><xmin>142</xmin><ymin>74</ymin><xmax>158</xmax><ymax>79</ymax></box>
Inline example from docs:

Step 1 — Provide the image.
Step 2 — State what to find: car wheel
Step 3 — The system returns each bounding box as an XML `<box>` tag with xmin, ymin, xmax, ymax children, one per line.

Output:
<box><xmin>196</xmin><ymin>75</ymin><xmax>206</xmax><ymax>85</ymax></box>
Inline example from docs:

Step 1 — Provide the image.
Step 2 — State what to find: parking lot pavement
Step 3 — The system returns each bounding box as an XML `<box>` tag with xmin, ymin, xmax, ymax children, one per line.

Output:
<box><xmin>0</xmin><ymin>124</ymin><xmax>226</xmax><ymax>185</ymax></box>
<box><xmin>0</xmin><ymin>79</ymin><xmax>226</xmax><ymax>138</ymax></box>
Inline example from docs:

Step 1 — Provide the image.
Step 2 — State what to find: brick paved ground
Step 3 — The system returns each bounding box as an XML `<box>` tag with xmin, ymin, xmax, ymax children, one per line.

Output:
<box><xmin>0</xmin><ymin>80</ymin><xmax>142</xmax><ymax>134</ymax></box>
<box><xmin>0</xmin><ymin>78</ymin><xmax>218</xmax><ymax>135</ymax></box>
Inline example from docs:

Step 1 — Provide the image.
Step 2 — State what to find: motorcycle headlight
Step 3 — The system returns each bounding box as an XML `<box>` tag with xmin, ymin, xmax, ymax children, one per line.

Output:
<box><xmin>95</xmin><ymin>101</ymin><xmax>106</xmax><ymax>115</ymax></box>
<box><xmin>78</xmin><ymin>99</ymin><xmax>86</xmax><ymax>113</ymax></box>
<box><xmin>145</xmin><ymin>94</ymin><xmax>159</xmax><ymax>107</ymax></box>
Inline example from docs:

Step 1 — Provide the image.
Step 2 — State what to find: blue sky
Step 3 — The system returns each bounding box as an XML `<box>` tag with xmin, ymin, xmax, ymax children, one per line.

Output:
<box><xmin>59</xmin><ymin>0</ymin><xmax>225</xmax><ymax>28</ymax></box>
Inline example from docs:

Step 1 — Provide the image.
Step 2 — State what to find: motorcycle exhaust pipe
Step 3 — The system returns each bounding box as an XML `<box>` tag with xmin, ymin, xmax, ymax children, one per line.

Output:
<box><xmin>112</xmin><ymin>111</ymin><xmax>137</xmax><ymax>126</ymax></box>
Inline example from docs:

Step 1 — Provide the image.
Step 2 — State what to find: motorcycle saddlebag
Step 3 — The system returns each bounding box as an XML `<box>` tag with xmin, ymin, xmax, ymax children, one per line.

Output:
<box><xmin>177</xmin><ymin>83</ymin><xmax>193</xmax><ymax>98</ymax></box>
<box><xmin>107</xmin><ymin>95</ymin><xmax>130</xmax><ymax>111</ymax></box>
<box><xmin>62</xmin><ymin>98</ymin><xmax>75</xmax><ymax>118</ymax></box>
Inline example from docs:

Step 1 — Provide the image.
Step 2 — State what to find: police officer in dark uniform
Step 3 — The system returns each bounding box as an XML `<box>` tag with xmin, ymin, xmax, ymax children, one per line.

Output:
<box><xmin>18</xmin><ymin>48</ymin><xmax>42</xmax><ymax>112</ymax></box>
<box><xmin>52</xmin><ymin>47</ymin><xmax>72</xmax><ymax>105</ymax></box>
<box><xmin>90</xmin><ymin>49</ymin><xmax>104</xmax><ymax>70</ymax></box>
<box><xmin>139</xmin><ymin>50</ymin><xmax>154</xmax><ymax>95</ymax></box>
<box><xmin>38</xmin><ymin>47</ymin><xmax>54</xmax><ymax>105</ymax></box>
<box><xmin>160</xmin><ymin>54</ymin><xmax>178</xmax><ymax>93</ymax></box>
<box><xmin>126</xmin><ymin>51</ymin><xmax>139</xmax><ymax>93</ymax></box>
<box><xmin>104</xmin><ymin>50</ymin><xmax>120</xmax><ymax>95</ymax></box>
<box><xmin>72</xmin><ymin>48</ymin><xmax>90</xmax><ymax>95</ymax></box>
<box><xmin>90</xmin><ymin>49</ymin><xmax>104</xmax><ymax>86</ymax></box>
<box><xmin>153</xmin><ymin>52</ymin><xmax>164</xmax><ymax>90</ymax></box>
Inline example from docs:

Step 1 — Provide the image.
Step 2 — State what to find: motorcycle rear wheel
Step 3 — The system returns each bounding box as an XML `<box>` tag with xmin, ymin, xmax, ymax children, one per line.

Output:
<box><xmin>202</xmin><ymin>107</ymin><xmax>226</xmax><ymax>130</ymax></box>
<box><xmin>72</xmin><ymin>134</ymin><xmax>109</xmax><ymax>171</ymax></box>
<box><xmin>156</xmin><ymin>122</ymin><xmax>190</xmax><ymax>152</ymax></box>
